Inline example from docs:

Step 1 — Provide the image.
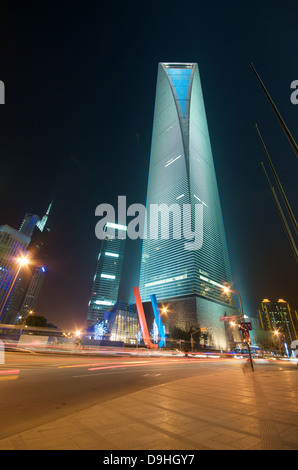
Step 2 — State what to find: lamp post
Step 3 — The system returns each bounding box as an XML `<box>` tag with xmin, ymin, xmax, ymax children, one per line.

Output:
<box><xmin>273</xmin><ymin>330</ymin><xmax>286</xmax><ymax>356</ymax></box>
<box><xmin>191</xmin><ymin>328</ymin><xmax>201</xmax><ymax>352</ymax></box>
<box><xmin>0</xmin><ymin>256</ymin><xmax>29</xmax><ymax>322</ymax></box>
<box><xmin>223</xmin><ymin>286</ymin><xmax>254</xmax><ymax>371</ymax></box>
<box><xmin>223</xmin><ymin>286</ymin><xmax>244</xmax><ymax>322</ymax></box>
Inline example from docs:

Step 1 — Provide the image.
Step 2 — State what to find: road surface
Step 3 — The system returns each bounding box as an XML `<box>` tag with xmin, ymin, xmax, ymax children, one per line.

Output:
<box><xmin>0</xmin><ymin>351</ymin><xmax>296</xmax><ymax>444</ymax></box>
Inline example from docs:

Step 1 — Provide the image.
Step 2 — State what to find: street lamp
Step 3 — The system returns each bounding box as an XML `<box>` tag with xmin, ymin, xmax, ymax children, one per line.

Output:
<box><xmin>223</xmin><ymin>286</ymin><xmax>254</xmax><ymax>371</ymax></box>
<box><xmin>0</xmin><ymin>255</ymin><xmax>30</xmax><ymax>322</ymax></box>
<box><xmin>191</xmin><ymin>328</ymin><xmax>201</xmax><ymax>352</ymax></box>
<box><xmin>223</xmin><ymin>286</ymin><xmax>244</xmax><ymax>322</ymax></box>
<box><xmin>273</xmin><ymin>330</ymin><xmax>285</xmax><ymax>356</ymax></box>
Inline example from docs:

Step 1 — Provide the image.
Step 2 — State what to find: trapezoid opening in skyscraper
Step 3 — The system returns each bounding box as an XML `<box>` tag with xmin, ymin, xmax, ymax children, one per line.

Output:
<box><xmin>139</xmin><ymin>62</ymin><xmax>239</xmax><ymax>350</ymax></box>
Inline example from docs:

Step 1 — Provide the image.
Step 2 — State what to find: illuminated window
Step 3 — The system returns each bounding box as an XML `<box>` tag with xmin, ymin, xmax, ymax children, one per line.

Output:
<box><xmin>165</xmin><ymin>154</ymin><xmax>182</xmax><ymax>167</ymax></box>
<box><xmin>101</xmin><ymin>274</ymin><xmax>116</xmax><ymax>280</ymax></box>
<box><xmin>105</xmin><ymin>252</ymin><xmax>119</xmax><ymax>258</ymax></box>
<box><xmin>145</xmin><ymin>274</ymin><xmax>187</xmax><ymax>288</ymax></box>
<box><xmin>95</xmin><ymin>300</ymin><xmax>113</xmax><ymax>306</ymax></box>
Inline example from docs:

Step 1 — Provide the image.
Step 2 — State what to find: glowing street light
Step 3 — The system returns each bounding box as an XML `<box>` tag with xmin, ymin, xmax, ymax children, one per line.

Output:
<box><xmin>222</xmin><ymin>286</ymin><xmax>244</xmax><ymax>322</ymax></box>
<box><xmin>17</xmin><ymin>256</ymin><xmax>29</xmax><ymax>267</ymax></box>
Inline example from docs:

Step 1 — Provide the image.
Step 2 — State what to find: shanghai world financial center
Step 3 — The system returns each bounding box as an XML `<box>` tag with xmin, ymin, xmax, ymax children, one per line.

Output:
<box><xmin>139</xmin><ymin>63</ymin><xmax>237</xmax><ymax>349</ymax></box>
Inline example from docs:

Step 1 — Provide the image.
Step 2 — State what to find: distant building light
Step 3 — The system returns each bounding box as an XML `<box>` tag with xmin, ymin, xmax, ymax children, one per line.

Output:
<box><xmin>95</xmin><ymin>300</ymin><xmax>113</xmax><ymax>306</ymax></box>
<box><xmin>105</xmin><ymin>252</ymin><xmax>119</xmax><ymax>258</ymax></box>
<box><xmin>106</xmin><ymin>222</ymin><xmax>127</xmax><ymax>231</ymax></box>
<box><xmin>199</xmin><ymin>275</ymin><xmax>225</xmax><ymax>289</ymax></box>
<box><xmin>194</xmin><ymin>194</ymin><xmax>208</xmax><ymax>207</ymax></box>
<box><xmin>165</xmin><ymin>154</ymin><xmax>182</xmax><ymax>167</ymax></box>
<box><xmin>41</xmin><ymin>266</ymin><xmax>46</xmax><ymax>273</ymax></box>
<box><xmin>101</xmin><ymin>274</ymin><xmax>116</xmax><ymax>280</ymax></box>
<box><xmin>145</xmin><ymin>274</ymin><xmax>187</xmax><ymax>288</ymax></box>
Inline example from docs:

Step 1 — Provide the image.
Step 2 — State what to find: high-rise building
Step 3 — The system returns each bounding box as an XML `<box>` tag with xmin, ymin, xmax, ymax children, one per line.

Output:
<box><xmin>0</xmin><ymin>225</ymin><xmax>30</xmax><ymax>322</ymax></box>
<box><xmin>18</xmin><ymin>265</ymin><xmax>46</xmax><ymax>318</ymax></box>
<box><xmin>0</xmin><ymin>203</ymin><xmax>52</xmax><ymax>324</ymax></box>
<box><xmin>87</xmin><ymin>223</ymin><xmax>127</xmax><ymax>328</ymax></box>
<box><xmin>258</xmin><ymin>298</ymin><xmax>298</xmax><ymax>346</ymax></box>
<box><xmin>139</xmin><ymin>62</ymin><xmax>237</xmax><ymax>349</ymax></box>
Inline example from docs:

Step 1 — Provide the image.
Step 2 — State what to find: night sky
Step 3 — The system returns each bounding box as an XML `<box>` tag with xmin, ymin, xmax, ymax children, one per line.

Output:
<box><xmin>0</xmin><ymin>1</ymin><xmax>297</xmax><ymax>331</ymax></box>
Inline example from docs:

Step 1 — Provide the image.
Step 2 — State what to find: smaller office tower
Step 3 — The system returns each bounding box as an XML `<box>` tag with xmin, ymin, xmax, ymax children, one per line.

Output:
<box><xmin>18</xmin><ymin>265</ymin><xmax>46</xmax><ymax>318</ymax></box>
<box><xmin>1</xmin><ymin>265</ymin><xmax>32</xmax><ymax>324</ymax></box>
<box><xmin>87</xmin><ymin>223</ymin><xmax>127</xmax><ymax>328</ymax></box>
<box><xmin>259</xmin><ymin>299</ymin><xmax>298</xmax><ymax>345</ymax></box>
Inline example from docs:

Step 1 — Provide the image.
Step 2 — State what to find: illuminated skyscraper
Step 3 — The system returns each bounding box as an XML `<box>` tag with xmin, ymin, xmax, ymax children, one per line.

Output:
<box><xmin>87</xmin><ymin>223</ymin><xmax>127</xmax><ymax>328</ymax></box>
<box><xmin>259</xmin><ymin>298</ymin><xmax>298</xmax><ymax>346</ymax></box>
<box><xmin>139</xmin><ymin>63</ymin><xmax>237</xmax><ymax>349</ymax></box>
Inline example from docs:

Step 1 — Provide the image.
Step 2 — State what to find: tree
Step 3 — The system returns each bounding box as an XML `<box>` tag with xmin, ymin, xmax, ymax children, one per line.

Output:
<box><xmin>169</xmin><ymin>324</ymin><xmax>201</xmax><ymax>341</ymax></box>
<box><xmin>23</xmin><ymin>315</ymin><xmax>48</xmax><ymax>328</ymax></box>
<box><xmin>16</xmin><ymin>314</ymin><xmax>58</xmax><ymax>329</ymax></box>
<box><xmin>93</xmin><ymin>321</ymin><xmax>108</xmax><ymax>340</ymax></box>
<box><xmin>254</xmin><ymin>329</ymin><xmax>279</xmax><ymax>352</ymax></box>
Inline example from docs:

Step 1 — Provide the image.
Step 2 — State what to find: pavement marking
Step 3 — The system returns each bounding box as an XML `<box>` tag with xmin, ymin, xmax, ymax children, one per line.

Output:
<box><xmin>72</xmin><ymin>369</ymin><xmax>131</xmax><ymax>378</ymax></box>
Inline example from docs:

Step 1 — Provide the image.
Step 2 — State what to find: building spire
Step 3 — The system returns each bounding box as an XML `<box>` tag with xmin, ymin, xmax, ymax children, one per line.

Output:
<box><xmin>36</xmin><ymin>200</ymin><xmax>53</xmax><ymax>232</ymax></box>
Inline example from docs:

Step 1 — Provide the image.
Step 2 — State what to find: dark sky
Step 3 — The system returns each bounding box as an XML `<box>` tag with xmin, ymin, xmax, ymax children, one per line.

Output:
<box><xmin>0</xmin><ymin>1</ymin><xmax>297</xmax><ymax>331</ymax></box>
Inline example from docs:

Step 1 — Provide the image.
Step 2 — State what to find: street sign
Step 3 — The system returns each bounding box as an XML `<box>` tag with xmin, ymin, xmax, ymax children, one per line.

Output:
<box><xmin>220</xmin><ymin>316</ymin><xmax>238</xmax><ymax>322</ymax></box>
<box><xmin>241</xmin><ymin>329</ymin><xmax>251</xmax><ymax>343</ymax></box>
<box><xmin>238</xmin><ymin>322</ymin><xmax>252</xmax><ymax>331</ymax></box>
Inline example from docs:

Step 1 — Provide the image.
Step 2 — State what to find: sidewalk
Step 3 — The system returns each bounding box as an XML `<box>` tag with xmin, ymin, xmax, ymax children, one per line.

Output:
<box><xmin>1</xmin><ymin>363</ymin><xmax>297</xmax><ymax>450</ymax></box>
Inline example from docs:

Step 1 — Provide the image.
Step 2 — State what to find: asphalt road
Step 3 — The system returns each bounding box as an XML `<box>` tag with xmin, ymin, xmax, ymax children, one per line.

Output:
<box><xmin>0</xmin><ymin>351</ymin><xmax>295</xmax><ymax>441</ymax></box>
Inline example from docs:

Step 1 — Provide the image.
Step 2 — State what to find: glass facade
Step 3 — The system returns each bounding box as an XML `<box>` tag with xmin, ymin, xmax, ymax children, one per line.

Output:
<box><xmin>139</xmin><ymin>63</ymin><xmax>236</xmax><ymax>349</ymax></box>
<box><xmin>87</xmin><ymin>223</ymin><xmax>126</xmax><ymax>328</ymax></box>
<box><xmin>19</xmin><ymin>214</ymin><xmax>39</xmax><ymax>238</ymax></box>
<box><xmin>19</xmin><ymin>265</ymin><xmax>46</xmax><ymax>317</ymax></box>
<box><xmin>104</xmin><ymin>300</ymin><xmax>140</xmax><ymax>344</ymax></box>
